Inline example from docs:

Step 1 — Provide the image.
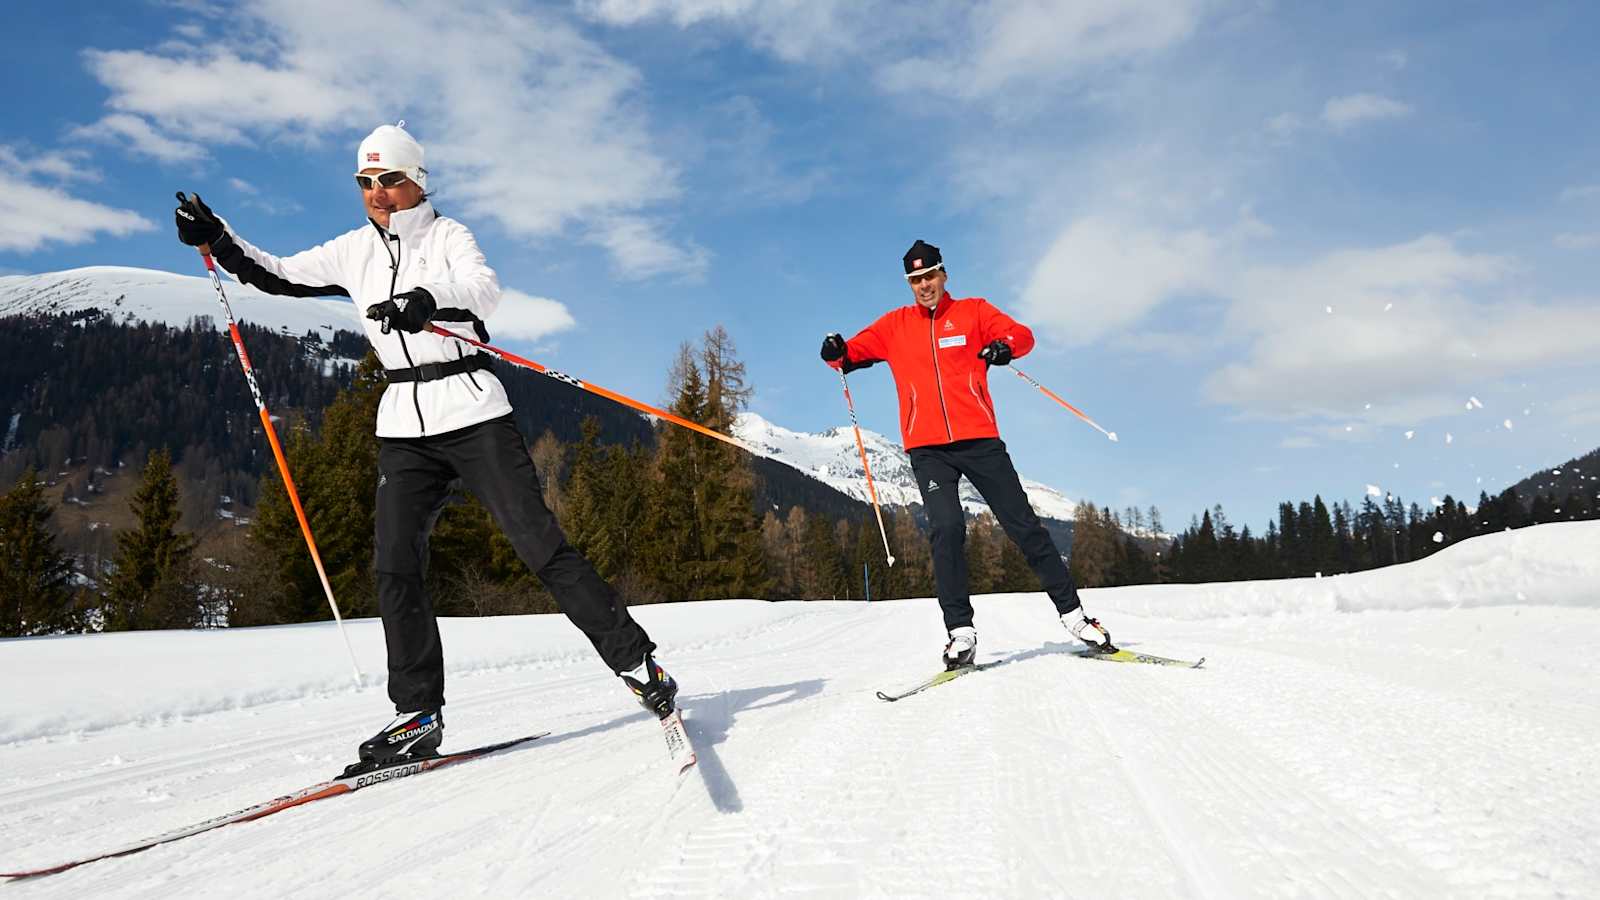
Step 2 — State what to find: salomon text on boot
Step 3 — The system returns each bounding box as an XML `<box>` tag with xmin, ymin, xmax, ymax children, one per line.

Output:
<box><xmin>346</xmin><ymin>709</ymin><xmax>444</xmax><ymax>776</ymax></box>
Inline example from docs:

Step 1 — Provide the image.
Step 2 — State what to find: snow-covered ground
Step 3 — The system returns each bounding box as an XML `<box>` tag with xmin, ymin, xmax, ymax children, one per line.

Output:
<box><xmin>736</xmin><ymin>411</ymin><xmax>1078</xmax><ymax>521</ymax></box>
<box><xmin>2</xmin><ymin>522</ymin><xmax>1598</xmax><ymax>898</ymax></box>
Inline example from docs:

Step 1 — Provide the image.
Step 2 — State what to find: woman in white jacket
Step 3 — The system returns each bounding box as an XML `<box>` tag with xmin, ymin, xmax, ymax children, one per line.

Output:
<box><xmin>175</xmin><ymin>124</ymin><xmax>677</xmax><ymax>768</ymax></box>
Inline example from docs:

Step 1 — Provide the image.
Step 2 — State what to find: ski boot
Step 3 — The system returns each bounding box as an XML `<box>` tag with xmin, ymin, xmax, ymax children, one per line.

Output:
<box><xmin>943</xmin><ymin>626</ymin><xmax>977</xmax><ymax>670</ymax></box>
<box><xmin>621</xmin><ymin>655</ymin><xmax>679</xmax><ymax>719</ymax></box>
<box><xmin>1062</xmin><ymin>611</ymin><xmax>1113</xmax><ymax>652</ymax></box>
<box><xmin>343</xmin><ymin>709</ymin><xmax>444</xmax><ymax>777</ymax></box>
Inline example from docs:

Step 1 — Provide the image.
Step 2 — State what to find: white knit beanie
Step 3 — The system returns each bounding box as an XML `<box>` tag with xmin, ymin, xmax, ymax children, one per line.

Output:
<box><xmin>357</xmin><ymin>122</ymin><xmax>427</xmax><ymax>190</ymax></box>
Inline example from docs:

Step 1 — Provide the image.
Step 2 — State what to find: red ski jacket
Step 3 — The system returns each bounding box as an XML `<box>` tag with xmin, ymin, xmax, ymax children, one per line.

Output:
<box><xmin>830</xmin><ymin>293</ymin><xmax>1035</xmax><ymax>449</ymax></box>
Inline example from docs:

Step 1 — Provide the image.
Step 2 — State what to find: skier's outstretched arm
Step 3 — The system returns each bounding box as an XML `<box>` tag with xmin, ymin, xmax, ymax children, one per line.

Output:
<box><xmin>820</xmin><ymin>313</ymin><xmax>895</xmax><ymax>373</ymax></box>
<box><xmin>976</xmin><ymin>299</ymin><xmax>1035</xmax><ymax>361</ymax></box>
<box><xmin>174</xmin><ymin>192</ymin><xmax>349</xmax><ymax>298</ymax></box>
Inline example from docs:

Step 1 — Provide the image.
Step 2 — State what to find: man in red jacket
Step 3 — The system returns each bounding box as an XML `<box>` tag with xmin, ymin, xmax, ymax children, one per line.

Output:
<box><xmin>822</xmin><ymin>240</ymin><xmax>1110</xmax><ymax>669</ymax></box>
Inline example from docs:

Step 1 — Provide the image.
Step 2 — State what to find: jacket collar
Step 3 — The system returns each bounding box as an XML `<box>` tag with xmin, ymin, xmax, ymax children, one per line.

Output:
<box><xmin>370</xmin><ymin>200</ymin><xmax>437</xmax><ymax>245</ymax></box>
<box><xmin>917</xmin><ymin>292</ymin><xmax>954</xmax><ymax>318</ymax></box>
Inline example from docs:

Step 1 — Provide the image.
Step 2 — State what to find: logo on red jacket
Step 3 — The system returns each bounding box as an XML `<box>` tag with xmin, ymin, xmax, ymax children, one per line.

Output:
<box><xmin>944</xmin><ymin>319</ymin><xmax>955</xmax><ymax>331</ymax></box>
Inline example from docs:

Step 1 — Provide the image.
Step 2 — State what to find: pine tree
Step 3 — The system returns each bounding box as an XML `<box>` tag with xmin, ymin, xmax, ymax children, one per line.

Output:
<box><xmin>996</xmin><ymin>524</ymin><xmax>1039</xmax><ymax>592</ymax></box>
<box><xmin>640</xmin><ymin>344</ymin><xmax>707</xmax><ymax>600</ymax></box>
<box><xmin>890</xmin><ymin>509</ymin><xmax>935</xmax><ymax>599</ymax></box>
<box><xmin>696</xmin><ymin>327</ymin><xmax>767</xmax><ymax>598</ymax></box>
<box><xmin>1309</xmin><ymin>495</ymin><xmax>1336</xmax><ymax>575</ymax></box>
<box><xmin>1069</xmin><ymin>502</ymin><xmax>1117</xmax><ymax>587</ymax></box>
<box><xmin>104</xmin><ymin>448</ymin><xmax>200</xmax><ymax>630</ymax></box>
<box><xmin>0</xmin><ymin>468</ymin><xmax>79</xmax><ymax>636</ymax></box>
<box><xmin>246</xmin><ymin>355</ymin><xmax>384</xmax><ymax>623</ymax></box>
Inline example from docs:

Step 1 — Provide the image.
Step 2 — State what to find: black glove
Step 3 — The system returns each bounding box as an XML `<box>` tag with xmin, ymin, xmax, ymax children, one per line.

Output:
<box><xmin>979</xmin><ymin>340</ymin><xmax>1013</xmax><ymax>366</ymax></box>
<box><xmin>820</xmin><ymin>333</ymin><xmax>847</xmax><ymax>362</ymax></box>
<box><xmin>366</xmin><ymin>287</ymin><xmax>437</xmax><ymax>334</ymax></box>
<box><xmin>174</xmin><ymin>192</ymin><xmax>225</xmax><ymax>247</ymax></box>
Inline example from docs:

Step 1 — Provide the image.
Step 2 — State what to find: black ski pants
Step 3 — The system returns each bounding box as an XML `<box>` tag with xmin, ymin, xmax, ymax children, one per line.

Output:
<box><xmin>375</xmin><ymin>414</ymin><xmax>654</xmax><ymax>712</ymax></box>
<box><xmin>909</xmin><ymin>437</ymin><xmax>1083</xmax><ymax>632</ymax></box>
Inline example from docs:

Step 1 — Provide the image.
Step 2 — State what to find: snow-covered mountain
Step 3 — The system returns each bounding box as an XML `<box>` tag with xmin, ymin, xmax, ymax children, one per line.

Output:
<box><xmin>735</xmin><ymin>411</ymin><xmax>1078</xmax><ymax>521</ymax></box>
<box><xmin>2</xmin><ymin>267</ymin><xmax>1079</xmax><ymax>521</ymax></box>
<box><xmin>0</xmin><ymin>265</ymin><xmax>361</xmax><ymax>339</ymax></box>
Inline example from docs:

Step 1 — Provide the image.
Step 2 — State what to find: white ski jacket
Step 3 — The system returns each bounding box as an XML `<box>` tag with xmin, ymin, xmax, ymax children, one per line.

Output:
<box><xmin>215</xmin><ymin>201</ymin><xmax>513</xmax><ymax>438</ymax></box>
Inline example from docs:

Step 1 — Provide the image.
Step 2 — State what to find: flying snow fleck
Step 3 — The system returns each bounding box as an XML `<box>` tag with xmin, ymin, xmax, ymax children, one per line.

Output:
<box><xmin>1366</xmin><ymin>484</ymin><xmax>1382</xmax><ymax>497</ymax></box>
<box><xmin>1469</xmin><ymin>396</ymin><xmax>1484</xmax><ymax>409</ymax></box>
<box><xmin>1325</xmin><ymin>306</ymin><xmax>1334</xmax><ymax>314</ymax></box>
<box><xmin>1503</xmin><ymin>419</ymin><xmax>1514</xmax><ymax>430</ymax></box>
<box><xmin>1384</xmin><ymin>302</ymin><xmax>1393</xmax><ymax>311</ymax></box>
<box><xmin>1446</xmin><ymin>433</ymin><xmax>1454</xmax><ymax>444</ymax></box>
<box><xmin>1430</xmin><ymin>496</ymin><xmax>1443</xmax><ymax>507</ymax></box>
<box><xmin>1405</xmin><ymin>430</ymin><xmax>1415</xmax><ymax>439</ymax></box>
<box><xmin>1432</xmin><ymin>531</ymin><xmax>1444</xmax><ymax>543</ymax></box>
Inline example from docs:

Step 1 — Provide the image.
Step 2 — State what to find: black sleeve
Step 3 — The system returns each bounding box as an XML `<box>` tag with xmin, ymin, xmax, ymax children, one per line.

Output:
<box><xmin>210</xmin><ymin>232</ymin><xmax>350</xmax><ymax>298</ymax></box>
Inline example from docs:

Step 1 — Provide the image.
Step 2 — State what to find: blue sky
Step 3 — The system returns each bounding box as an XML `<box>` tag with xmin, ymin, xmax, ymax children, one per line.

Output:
<box><xmin>5</xmin><ymin>0</ymin><xmax>1600</xmax><ymax>531</ymax></box>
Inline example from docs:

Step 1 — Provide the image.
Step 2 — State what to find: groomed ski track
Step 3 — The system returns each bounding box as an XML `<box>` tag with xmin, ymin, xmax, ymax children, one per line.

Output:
<box><xmin>3</xmin><ymin>523</ymin><xmax>1598</xmax><ymax>898</ymax></box>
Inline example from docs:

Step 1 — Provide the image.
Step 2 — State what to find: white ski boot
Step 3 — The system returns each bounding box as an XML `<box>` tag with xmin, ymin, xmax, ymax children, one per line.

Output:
<box><xmin>1062</xmin><ymin>611</ymin><xmax>1112</xmax><ymax>651</ymax></box>
<box><xmin>943</xmin><ymin>626</ymin><xmax>978</xmax><ymax>670</ymax></box>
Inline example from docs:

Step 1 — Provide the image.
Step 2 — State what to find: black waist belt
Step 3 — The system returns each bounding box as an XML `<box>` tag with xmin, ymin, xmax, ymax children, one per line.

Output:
<box><xmin>384</xmin><ymin>354</ymin><xmax>494</xmax><ymax>383</ymax></box>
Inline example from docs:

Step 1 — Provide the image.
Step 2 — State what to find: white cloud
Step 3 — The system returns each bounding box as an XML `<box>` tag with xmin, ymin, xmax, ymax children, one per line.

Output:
<box><xmin>1548</xmin><ymin>390</ymin><xmax>1600</xmax><ymax>428</ymax></box>
<box><xmin>491</xmin><ymin>289</ymin><xmax>578</xmax><ymax>342</ymax></box>
<box><xmin>580</xmin><ymin>0</ymin><xmax>867</xmax><ymax>63</ymax></box>
<box><xmin>70</xmin><ymin>113</ymin><xmax>207</xmax><ymax>163</ymax></box>
<box><xmin>584</xmin><ymin>0</ymin><xmax>1205</xmax><ymax>100</ymax></box>
<box><xmin>1203</xmin><ymin>235</ymin><xmax>1600</xmax><ymax>423</ymax></box>
<box><xmin>227</xmin><ymin>176</ymin><xmax>304</xmax><ymax>216</ymax></box>
<box><xmin>0</xmin><ymin>167</ymin><xmax>156</xmax><ymax>253</ymax></box>
<box><xmin>877</xmin><ymin>0</ymin><xmax>1204</xmax><ymax>100</ymax></box>
<box><xmin>1558</xmin><ymin>184</ymin><xmax>1600</xmax><ymax>202</ymax></box>
<box><xmin>0</xmin><ymin>146</ymin><xmax>96</xmax><ymax>182</ymax></box>
<box><xmin>1019</xmin><ymin>216</ymin><xmax>1217</xmax><ymax>346</ymax></box>
<box><xmin>586</xmin><ymin>215</ymin><xmax>711</xmax><ymax>281</ymax></box>
<box><xmin>78</xmin><ymin>0</ymin><xmax>701</xmax><ymax>279</ymax></box>
<box><xmin>1321</xmin><ymin>93</ymin><xmax>1413</xmax><ymax>131</ymax></box>
<box><xmin>1554</xmin><ymin>232</ymin><xmax>1600</xmax><ymax>250</ymax></box>
<box><xmin>1265</xmin><ymin>112</ymin><xmax>1303</xmax><ymax>142</ymax></box>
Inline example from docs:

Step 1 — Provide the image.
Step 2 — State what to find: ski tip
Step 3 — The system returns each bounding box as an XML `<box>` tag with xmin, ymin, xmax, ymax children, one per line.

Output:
<box><xmin>875</xmin><ymin>691</ymin><xmax>897</xmax><ymax>702</ymax></box>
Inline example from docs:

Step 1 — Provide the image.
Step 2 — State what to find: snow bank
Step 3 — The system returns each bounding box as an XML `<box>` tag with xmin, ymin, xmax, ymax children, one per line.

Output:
<box><xmin>1087</xmin><ymin>520</ymin><xmax>1599</xmax><ymax>619</ymax></box>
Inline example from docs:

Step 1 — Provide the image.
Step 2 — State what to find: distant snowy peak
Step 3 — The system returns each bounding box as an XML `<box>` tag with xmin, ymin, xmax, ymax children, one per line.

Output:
<box><xmin>735</xmin><ymin>411</ymin><xmax>1078</xmax><ymax>522</ymax></box>
<box><xmin>0</xmin><ymin>266</ymin><xmax>361</xmax><ymax>340</ymax></box>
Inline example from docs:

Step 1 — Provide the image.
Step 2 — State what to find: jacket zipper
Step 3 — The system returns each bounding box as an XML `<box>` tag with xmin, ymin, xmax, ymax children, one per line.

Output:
<box><xmin>927</xmin><ymin>310</ymin><xmax>954</xmax><ymax>442</ymax></box>
<box><xmin>377</xmin><ymin>222</ymin><xmax>427</xmax><ymax>436</ymax></box>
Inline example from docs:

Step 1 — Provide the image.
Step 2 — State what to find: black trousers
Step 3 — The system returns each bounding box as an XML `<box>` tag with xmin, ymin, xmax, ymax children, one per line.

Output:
<box><xmin>375</xmin><ymin>414</ymin><xmax>654</xmax><ymax>712</ymax></box>
<box><xmin>909</xmin><ymin>438</ymin><xmax>1083</xmax><ymax>632</ymax></box>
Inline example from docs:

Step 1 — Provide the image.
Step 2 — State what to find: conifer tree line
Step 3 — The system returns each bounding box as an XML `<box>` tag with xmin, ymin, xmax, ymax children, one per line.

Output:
<box><xmin>4</xmin><ymin>312</ymin><xmax>1598</xmax><ymax>635</ymax></box>
<box><xmin>1155</xmin><ymin>486</ymin><xmax>1599</xmax><ymax>584</ymax></box>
